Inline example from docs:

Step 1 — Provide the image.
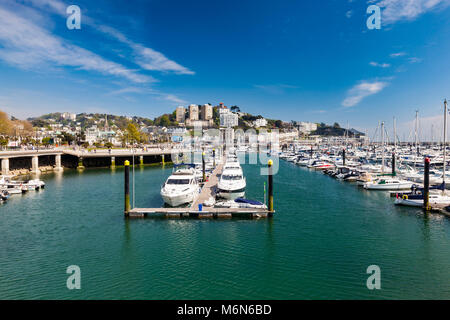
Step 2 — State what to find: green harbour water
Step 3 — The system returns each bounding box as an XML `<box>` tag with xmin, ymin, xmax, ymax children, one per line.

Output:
<box><xmin>1</xmin><ymin>157</ymin><xmax>450</xmax><ymax>299</ymax></box>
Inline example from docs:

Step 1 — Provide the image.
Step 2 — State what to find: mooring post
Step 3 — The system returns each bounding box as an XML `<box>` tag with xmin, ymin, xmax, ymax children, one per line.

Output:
<box><xmin>342</xmin><ymin>148</ymin><xmax>346</xmax><ymax>166</ymax></box>
<box><xmin>392</xmin><ymin>153</ymin><xmax>396</xmax><ymax>176</ymax></box>
<box><xmin>310</xmin><ymin>145</ymin><xmax>313</xmax><ymax>158</ymax></box>
<box><xmin>212</xmin><ymin>148</ymin><xmax>216</xmax><ymax>167</ymax></box>
<box><xmin>268</xmin><ymin>159</ymin><xmax>274</xmax><ymax>215</ymax></box>
<box><xmin>111</xmin><ymin>156</ymin><xmax>116</xmax><ymax>169</ymax></box>
<box><xmin>424</xmin><ymin>157</ymin><xmax>430</xmax><ymax>211</ymax></box>
<box><xmin>77</xmin><ymin>157</ymin><xmax>85</xmax><ymax>170</ymax></box>
<box><xmin>202</xmin><ymin>152</ymin><xmax>206</xmax><ymax>182</ymax></box>
<box><xmin>162</xmin><ymin>154</ymin><xmax>165</xmax><ymax>166</ymax></box>
<box><xmin>124</xmin><ymin>160</ymin><xmax>131</xmax><ymax>216</ymax></box>
<box><xmin>139</xmin><ymin>155</ymin><xmax>144</xmax><ymax>166</ymax></box>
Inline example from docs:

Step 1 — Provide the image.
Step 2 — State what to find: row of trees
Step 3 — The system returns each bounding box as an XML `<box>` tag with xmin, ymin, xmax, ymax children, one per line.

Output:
<box><xmin>0</xmin><ymin>110</ymin><xmax>34</xmax><ymax>147</ymax></box>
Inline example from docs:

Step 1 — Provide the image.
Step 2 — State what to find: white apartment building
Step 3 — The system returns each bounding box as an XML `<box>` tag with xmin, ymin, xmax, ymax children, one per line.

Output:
<box><xmin>85</xmin><ymin>125</ymin><xmax>119</xmax><ymax>145</ymax></box>
<box><xmin>254</xmin><ymin>118</ymin><xmax>267</xmax><ymax>127</ymax></box>
<box><xmin>189</xmin><ymin>104</ymin><xmax>199</xmax><ymax>121</ymax></box>
<box><xmin>219</xmin><ymin>108</ymin><xmax>238</xmax><ymax>128</ymax></box>
<box><xmin>297</xmin><ymin>122</ymin><xmax>317</xmax><ymax>134</ymax></box>
<box><xmin>201</xmin><ymin>104</ymin><xmax>213</xmax><ymax>121</ymax></box>
<box><xmin>61</xmin><ymin>112</ymin><xmax>76</xmax><ymax>121</ymax></box>
<box><xmin>176</xmin><ymin>106</ymin><xmax>185</xmax><ymax>123</ymax></box>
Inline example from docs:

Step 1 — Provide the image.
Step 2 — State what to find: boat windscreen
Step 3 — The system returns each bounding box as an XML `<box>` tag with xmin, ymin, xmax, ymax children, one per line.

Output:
<box><xmin>222</xmin><ymin>175</ymin><xmax>242</xmax><ymax>180</ymax></box>
<box><xmin>167</xmin><ymin>179</ymin><xmax>190</xmax><ymax>184</ymax></box>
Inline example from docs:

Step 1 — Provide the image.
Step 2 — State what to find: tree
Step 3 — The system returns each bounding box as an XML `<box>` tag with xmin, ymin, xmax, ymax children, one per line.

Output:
<box><xmin>58</xmin><ymin>132</ymin><xmax>75</xmax><ymax>144</ymax></box>
<box><xmin>333</xmin><ymin>122</ymin><xmax>341</xmax><ymax>128</ymax></box>
<box><xmin>0</xmin><ymin>137</ymin><xmax>8</xmax><ymax>148</ymax></box>
<box><xmin>159</xmin><ymin>115</ymin><xmax>170</xmax><ymax>127</ymax></box>
<box><xmin>0</xmin><ymin>110</ymin><xmax>12</xmax><ymax>136</ymax></box>
<box><xmin>126</xmin><ymin>122</ymin><xmax>141</xmax><ymax>144</ymax></box>
<box><xmin>230</xmin><ymin>106</ymin><xmax>241</xmax><ymax>113</ymax></box>
<box><xmin>42</xmin><ymin>137</ymin><xmax>52</xmax><ymax>146</ymax></box>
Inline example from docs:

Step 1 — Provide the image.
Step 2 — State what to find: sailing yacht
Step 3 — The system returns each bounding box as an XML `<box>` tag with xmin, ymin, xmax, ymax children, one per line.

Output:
<box><xmin>363</xmin><ymin>178</ymin><xmax>414</xmax><ymax>190</ymax></box>
<box><xmin>160</xmin><ymin>168</ymin><xmax>200</xmax><ymax>207</ymax></box>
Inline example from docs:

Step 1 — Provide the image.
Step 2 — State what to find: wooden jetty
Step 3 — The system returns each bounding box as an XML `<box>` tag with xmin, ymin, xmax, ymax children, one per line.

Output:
<box><xmin>125</xmin><ymin>157</ymin><xmax>274</xmax><ymax>219</ymax></box>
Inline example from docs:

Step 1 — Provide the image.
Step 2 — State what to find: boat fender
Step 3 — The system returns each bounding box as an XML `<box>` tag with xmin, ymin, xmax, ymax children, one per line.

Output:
<box><xmin>402</xmin><ymin>194</ymin><xmax>408</xmax><ymax>200</ymax></box>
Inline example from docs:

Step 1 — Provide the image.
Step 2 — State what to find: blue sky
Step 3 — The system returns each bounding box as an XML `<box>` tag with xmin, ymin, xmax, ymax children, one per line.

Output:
<box><xmin>0</xmin><ymin>0</ymin><xmax>449</xmax><ymax>139</ymax></box>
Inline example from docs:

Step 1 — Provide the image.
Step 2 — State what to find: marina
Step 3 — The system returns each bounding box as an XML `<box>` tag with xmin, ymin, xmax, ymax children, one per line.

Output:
<box><xmin>1</xmin><ymin>157</ymin><xmax>450</xmax><ymax>299</ymax></box>
<box><xmin>127</xmin><ymin>150</ymin><xmax>272</xmax><ymax>219</ymax></box>
<box><xmin>1</xmin><ymin>0</ymin><xmax>450</xmax><ymax>303</ymax></box>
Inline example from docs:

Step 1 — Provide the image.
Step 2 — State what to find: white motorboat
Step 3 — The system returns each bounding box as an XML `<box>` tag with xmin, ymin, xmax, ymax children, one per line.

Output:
<box><xmin>356</xmin><ymin>172</ymin><xmax>373</xmax><ymax>186</ymax></box>
<box><xmin>215</xmin><ymin>198</ymin><xmax>267</xmax><ymax>209</ymax></box>
<box><xmin>395</xmin><ymin>192</ymin><xmax>450</xmax><ymax>207</ymax></box>
<box><xmin>308</xmin><ymin>160</ymin><xmax>335</xmax><ymax>170</ymax></box>
<box><xmin>160</xmin><ymin>169</ymin><xmax>200</xmax><ymax>207</ymax></box>
<box><xmin>28</xmin><ymin>179</ymin><xmax>45</xmax><ymax>189</ymax></box>
<box><xmin>2</xmin><ymin>186</ymin><xmax>25</xmax><ymax>194</ymax></box>
<box><xmin>0</xmin><ymin>177</ymin><xmax>28</xmax><ymax>194</ymax></box>
<box><xmin>217</xmin><ymin>167</ymin><xmax>246</xmax><ymax>200</ymax></box>
<box><xmin>363</xmin><ymin>178</ymin><xmax>414</xmax><ymax>190</ymax></box>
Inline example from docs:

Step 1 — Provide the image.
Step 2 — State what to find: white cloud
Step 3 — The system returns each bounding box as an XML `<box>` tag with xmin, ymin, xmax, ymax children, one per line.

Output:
<box><xmin>369</xmin><ymin>61</ymin><xmax>391</xmax><ymax>68</ymax></box>
<box><xmin>408</xmin><ymin>57</ymin><xmax>423</xmax><ymax>63</ymax></box>
<box><xmin>0</xmin><ymin>6</ymin><xmax>153</xmax><ymax>83</ymax></box>
<box><xmin>373</xmin><ymin>0</ymin><xmax>450</xmax><ymax>25</ymax></box>
<box><xmin>108</xmin><ymin>86</ymin><xmax>185</xmax><ymax>105</ymax></box>
<box><xmin>25</xmin><ymin>0</ymin><xmax>194</xmax><ymax>75</ymax></box>
<box><xmin>390</xmin><ymin>52</ymin><xmax>406</xmax><ymax>57</ymax></box>
<box><xmin>342</xmin><ymin>80</ymin><xmax>389</xmax><ymax>107</ymax></box>
<box><xmin>164</xmin><ymin>94</ymin><xmax>186</xmax><ymax>104</ymax></box>
<box><xmin>108</xmin><ymin>87</ymin><xmax>153</xmax><ymax>95</ymax></box>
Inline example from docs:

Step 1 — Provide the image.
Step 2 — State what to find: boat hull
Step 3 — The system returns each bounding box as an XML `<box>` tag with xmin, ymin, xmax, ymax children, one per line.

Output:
<box><xmin>364</xmin><ymin>183</ymin><xmax>413</xmax><ymax>190</ymax></box>
<box><xmin>161</xmin><ymin>190</ymin><xmax>198</xmax><ymax>207</ymax></box>
<box><xmin>217</xmin><ymin>188</ymin><xmax>245</xmax><ymax>200</ymax></box>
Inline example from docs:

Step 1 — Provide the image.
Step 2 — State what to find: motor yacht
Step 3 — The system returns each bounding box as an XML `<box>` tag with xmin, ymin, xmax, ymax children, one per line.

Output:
<box><xmin>395</xmin><ymin>192</ymin><xmax>450</xmax><ymax>207</ymax></box>
<box><xmin>160</xmin><ymin>169</ymin><xmax>200</xmax><ymax>207</ymax></box>
<box><xmin>217</xmin><ymin>167</ymin><xmax>246</xmax><ymax>199</ymax></box>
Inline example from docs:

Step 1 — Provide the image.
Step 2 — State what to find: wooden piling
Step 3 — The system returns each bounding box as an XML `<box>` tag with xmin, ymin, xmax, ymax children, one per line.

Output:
<box><xmin>268</xmin><ymin>159</ymin><xmax>274</xmax><ymax>215</ymax></box>
<box><xmin>202</xmin><ymin>151</ymin><xmax>206</xmax><ymax>182</ymax></box>
<box><xmin>77</xmin><ymin>157</ymin><xmax>85</xmax><ymax>170</ymax></box>
<box><xmin>124</xmin><ymin>160</ymin><xmax>131</xmax><ymax>216</ymax></box>
<box><xmin>392</xmin><ymin>153</ymin><xmax>396</xmax><ymax>176</ymax></box>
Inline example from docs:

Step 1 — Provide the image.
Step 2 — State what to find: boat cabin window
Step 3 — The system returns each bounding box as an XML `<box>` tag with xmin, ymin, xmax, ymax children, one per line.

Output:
<box><xmin>167</xmin><ymin>179</ymin><xmax>191</xmax><ymax>185</ymax></box>
<box><xmin>222</xmin><ymin>175</ymin><xmax>242</xmax><ymax>180</ymax></box>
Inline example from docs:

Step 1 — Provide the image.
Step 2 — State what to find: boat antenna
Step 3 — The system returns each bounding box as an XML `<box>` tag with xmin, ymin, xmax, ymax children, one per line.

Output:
<box><xmin>132</xmin><ymin>147</ymin><xmax>135</xmax><ymax>209</ymax></box>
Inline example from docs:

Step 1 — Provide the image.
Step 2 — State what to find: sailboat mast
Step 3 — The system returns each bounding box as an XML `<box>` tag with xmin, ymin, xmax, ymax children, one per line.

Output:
<box><xmin>444</xmin><ymin>99</ymin><xmax>447</xmax><ymax>187</ymax></box>
<box><xmin>431</xmin><ymin>124</ymin><xmax>434</xmax><ymax>145</ymax></box>
<box><xmin>381</xmin><ymin>121</ymin><xmax>385</xmax><ymax>174</ymax></box>
<box><xmin>393</xmin><ymin>116</ymin><xmax>396</xmax><ymax>153</ymax></box>
<box><xmin>415</xmin><ymin>110</ymin><xmax>419</xmax><ymax>154</ymax></box>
